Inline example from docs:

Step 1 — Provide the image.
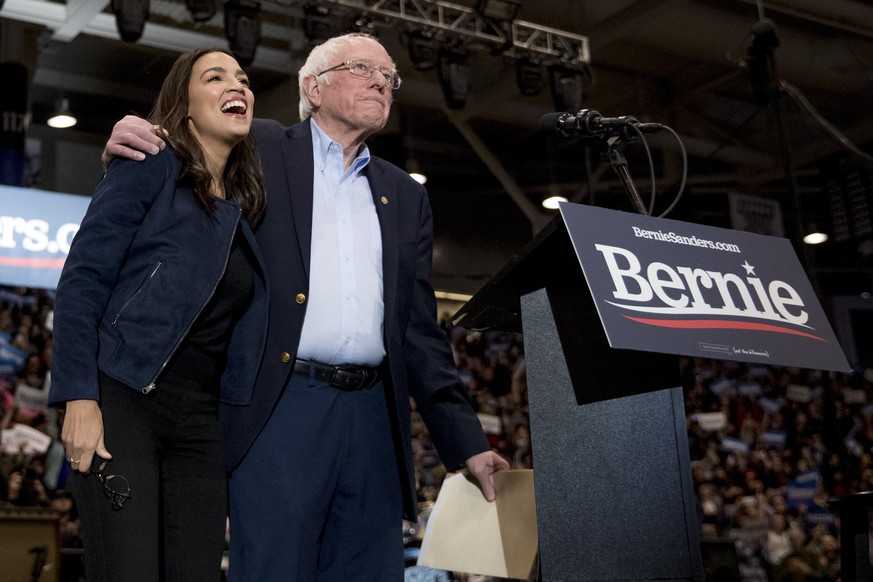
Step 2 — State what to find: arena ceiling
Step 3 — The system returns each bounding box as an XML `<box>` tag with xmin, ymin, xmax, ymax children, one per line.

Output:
<box><xmin>2</xmin><ymin>0</ymin><xmax>873</xmax><ymax>297</ymax></box>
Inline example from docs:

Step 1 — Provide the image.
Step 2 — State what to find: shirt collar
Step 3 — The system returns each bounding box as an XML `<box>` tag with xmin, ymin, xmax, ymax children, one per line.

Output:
<box><xmin>310</xmin><ymin>118</ymin><xmax>371</xmax><ymax>175</ymax></box>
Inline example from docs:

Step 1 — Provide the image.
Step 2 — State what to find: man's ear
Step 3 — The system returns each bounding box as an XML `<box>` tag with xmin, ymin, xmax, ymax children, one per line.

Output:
<box><xmin>302</xmin><ymin>75</ymin><xmax>321</xmax><ymax>108</ymax></box>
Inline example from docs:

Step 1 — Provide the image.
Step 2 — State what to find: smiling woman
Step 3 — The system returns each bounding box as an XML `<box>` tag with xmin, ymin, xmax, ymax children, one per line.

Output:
<box><xmin>148</xmin><ymin>48</ymin><xmax>265</xmax><ymax>216</ymax></box>
<box><xmin>48</xmin><ymin>48</ymin><xmax>268</xmax><ymax>582</ymax></box>
<box><xmin>186</xmin><ymin>52</ymin><xmax>255</xmax><ymax>196</ymax></box>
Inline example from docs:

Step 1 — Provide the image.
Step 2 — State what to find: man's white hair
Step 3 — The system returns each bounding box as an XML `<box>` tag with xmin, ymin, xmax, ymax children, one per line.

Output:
<box><xmin>297</xmin><ymin>32</ymin><xmax>393</xmax><ymax>121</ymax></box>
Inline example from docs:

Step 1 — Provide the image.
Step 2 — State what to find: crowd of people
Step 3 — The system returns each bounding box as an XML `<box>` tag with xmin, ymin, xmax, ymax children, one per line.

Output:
<box><xmin>2</xmin><ymin>285</ymin><xmax>871</xmax><ymax>581</ymax></box>
<box><xmin>682</xmin><ymin>357</ymin><xmax>872</xmax><ymax>581</ymax></box>
<box><xmin>425</xmin><ymin>315</ymin><xmax>873</xmax><ymax>582</ymax></box>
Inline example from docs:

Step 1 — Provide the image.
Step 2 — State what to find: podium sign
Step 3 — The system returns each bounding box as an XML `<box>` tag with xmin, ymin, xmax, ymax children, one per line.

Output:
<box><xmin>560</xmin><ymin>202</ymin><xmax>851</xmax><ymax>372</ymax></box>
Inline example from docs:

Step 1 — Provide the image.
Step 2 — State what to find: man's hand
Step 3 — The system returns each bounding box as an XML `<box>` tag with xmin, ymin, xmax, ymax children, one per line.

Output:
<box><xmin>101</xmin><ymin>115</ymin><xmax>167</xmax><ymax>168</ymax></box>
<box><xmin>464</xmin><ymin>450</ymin><xmax>510</xmax><ymax>502</ymax></box>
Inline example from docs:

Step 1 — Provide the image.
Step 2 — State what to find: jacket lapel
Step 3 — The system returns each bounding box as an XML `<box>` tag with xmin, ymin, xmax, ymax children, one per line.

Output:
<box><xmin>282</xmin><ymin>121</ymin><xmax>316</xmax><ymax>280</ymax></box>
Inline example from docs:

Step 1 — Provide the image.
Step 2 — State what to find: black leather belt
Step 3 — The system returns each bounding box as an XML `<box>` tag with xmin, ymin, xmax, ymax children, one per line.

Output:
<box><xmin>292</xmin><ymin>358</ymin><xmax>381</xmax><ymax>391</ymax></box>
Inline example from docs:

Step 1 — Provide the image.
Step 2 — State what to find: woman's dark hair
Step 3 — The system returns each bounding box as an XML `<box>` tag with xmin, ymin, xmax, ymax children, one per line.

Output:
<box><xmin>148</xmin><ymin>48</ymin><xmax>266</xmax><ymax>226</ymax></box>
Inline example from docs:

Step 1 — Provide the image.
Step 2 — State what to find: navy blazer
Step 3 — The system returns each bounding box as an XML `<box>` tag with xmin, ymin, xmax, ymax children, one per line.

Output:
<box><xmin>219</xmin><ymin>119</ymin><xmax>489</xmax><ymax>518</ymax></box>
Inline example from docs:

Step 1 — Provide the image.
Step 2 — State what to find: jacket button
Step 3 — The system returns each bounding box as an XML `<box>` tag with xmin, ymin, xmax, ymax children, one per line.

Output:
<box><xmin>295</xmin><ymin>293</ymin><xmax>306</xmax><ymax>304</ymax></box>
<box><xmin>281</xmin><ymin>352</ymin><xmax>291</xmax><ymax>363</ymax></box>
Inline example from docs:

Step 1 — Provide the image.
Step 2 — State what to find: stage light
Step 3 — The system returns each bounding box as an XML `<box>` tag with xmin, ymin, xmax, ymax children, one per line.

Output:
<box><xmin>542</xmin><ymin>185</ymin><xmax>566</xmax><ymax>210</ymax></box>
<box><xmin>353</xmin><ymin>14</ymin><xmax>378</xmax><ymax>36</ymax></box>
<box><xmin>304</xmin><ymin>4</ymin><xmax>338</xmax><ymax>44</ymax></box>
<box><xmin>407</xmin><ymin>31</ymin><xmax>437</xmax><ymax>71</ymax></box>
<box><xmin>224</xmin><ymin>0</ymin><xmax>260</xmax><ymax>67</ymax></box>
<box><xmin>406</xmin><ymin>158</ymin><xmax>427</xmax><ymax>185</ymax></box>
<box><xmin>47</xmin><ymin>98</ymin><xmax>77</xmax><ymax>129</ymax></box>
<box><xmin>437</xmin><ymin>48</ymin><xmax>471</xmax><ymax>109</ymax></box>
<box><xmin>111</xmin><ymin>0</ymin><xmax>150</xmax><ymax>43</ymax></box>
<box><xmin>548</xmin><ymin>64</ymin><xmax>584</xmax><ymax>113</ymax></box>
<box><xmin>745</xmin><ymin>19</ymin><xmax>780</xmax><ymax>105</ymax></box>
<box><xmin>803</xmin><ymin>232</ymin><xmax>828</xmax><ymax>245</ymax></box>
<box><xmin>515</xmin><ymin>57</ymin><xmax>544</xmax><ymax>96</ymax></box>
<box><xmin>186</xmin><ymin>0</ymin><xmax>216</xmax><ymax>22</ymax></box>
<box><xmin>542</xmin><ymin>194</ymin><xmax>567</xmax><ymax>210</ymax></box>
<box><xmin>477</xmin><ymin>0</ymin><xmax>521</xmax><ymax>21</ymax></box>
<box><xmin>803</xmin><ymin>224</ymin><xmax>828</xmax><ymax>245</ymax></box>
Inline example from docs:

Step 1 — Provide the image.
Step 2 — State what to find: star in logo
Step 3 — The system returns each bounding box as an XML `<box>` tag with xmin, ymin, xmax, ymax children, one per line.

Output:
<box><xmin>741</xmin><ymin>260</ymin><xmax>756</xmax><ymax>276</ymax></box>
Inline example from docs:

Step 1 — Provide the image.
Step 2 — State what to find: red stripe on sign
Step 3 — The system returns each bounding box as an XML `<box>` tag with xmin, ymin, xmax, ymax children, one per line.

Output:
<box><xmin>0</xmin><ymin>256</ymin><xmax>66</xmax><ymax>268</ymax></box>
<box><xmin>621</xmin><ymin>315</ymin><xmax>827</xmax><ymax>342</ymax></box>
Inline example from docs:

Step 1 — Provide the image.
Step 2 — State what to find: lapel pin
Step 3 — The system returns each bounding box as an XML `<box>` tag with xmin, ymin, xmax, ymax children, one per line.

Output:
<box><xmin>380</xmin><ymin>196</ymin><xmax>389</xmax><ymax>205</ymax></box>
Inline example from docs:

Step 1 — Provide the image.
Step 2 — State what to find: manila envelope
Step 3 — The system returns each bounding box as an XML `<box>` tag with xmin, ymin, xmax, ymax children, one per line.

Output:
<box><xmin>417</xmin><ymin>469</ymin><xmax>538</xmax><ymax>580</ymax></box>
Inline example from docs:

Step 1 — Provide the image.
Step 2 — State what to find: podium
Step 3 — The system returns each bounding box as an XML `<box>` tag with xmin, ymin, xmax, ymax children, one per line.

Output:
<box><xmin>456</xmin><ymin>213</ymin><xmax>701</xmax><ymax>581</ymax></box>
<box><xmin>455</xmin><ymin>203</ymin><xmax>850</xmax><ymax>581</ymax></box>
<box><xmin>828</xmin><ymin>492</ymin><xmax>873</xmax><ymax>582</ymax></box>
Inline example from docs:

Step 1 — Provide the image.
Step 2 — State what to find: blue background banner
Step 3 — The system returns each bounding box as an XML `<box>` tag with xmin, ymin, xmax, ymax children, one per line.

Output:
<box><xmin>0</xmin><ymin>185</ymin><xmax>90</xmax><ymax>289</ymax></box>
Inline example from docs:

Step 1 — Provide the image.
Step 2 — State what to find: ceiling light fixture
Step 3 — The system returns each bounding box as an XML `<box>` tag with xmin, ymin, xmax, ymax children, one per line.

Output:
<box><xmin>47</xmin><ymin>97</ymin><xmax>77</xmax><ymax>129</ymax></box>
<box><xmin>111</xmin><ymin>0</ymin><xmax>150</xmax><ymax>43</ymax></box>
<box><xmin>516</xmin><ymin>57</ymin><xmax>544</xmax><ymax>96</ymax></box>
<box><xmin>304</xmin><ymin>4</ymin><xmax>338</xmax><ymax>44</ymax></box>
<box><xmin>224</xmin><ymin>0</ymin><xmax>261</xmax><ymax>67</ymax></box>
<box><xmin>186</xmin><ymin>0</ymin><xmax>216</xmax><ymax>22</ymax></box>
<box><xmin>437</xmin><ymin>47</ymin><xmax>471</xmax><ymax>109</ymax></box>
<box><xmin>407</xmin><ymin>31</ymin><xmax>437</xmax><ymax>71</ymax></box>
<box><xmin>353</xmin><ymin>14</ymin><xmax>378</xmax><ymax>36</ymax></box>
<box><xmin>406</xmin><ymin>158</ymin><xmax>427</xmax><ymax>185</ymax></box>
<box><xmin>803</xmin><ymin>229</ymin><xmax>828</xmax><ymax>245</ymax></box>
<box><xmin>542</xmin><ymin>191</ymin><xmax>567</xmax><ymax>210</ymax></box>
<box><xmin>477</xmin><ymin>0</ymin><xmax>521</xmax><ymax>21</ymax></box>
<box><xmin>548</xmin><ymin>64</ymin><xmax>584</xmax><ymax>113</ymax></box>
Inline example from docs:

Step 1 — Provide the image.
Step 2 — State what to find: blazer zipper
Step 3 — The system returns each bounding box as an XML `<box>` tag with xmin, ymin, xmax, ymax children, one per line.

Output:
<box><xmin>140</xmin><ymin>208</ymin><xmax>242</xmax><ymax>394</ymax></box>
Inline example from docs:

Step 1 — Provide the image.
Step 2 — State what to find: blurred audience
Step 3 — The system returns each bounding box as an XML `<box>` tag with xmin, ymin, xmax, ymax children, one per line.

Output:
<box><xmin>2</xmin><ymin>287</ymin><xmax>871</xmax><ymax>581</ymax></box>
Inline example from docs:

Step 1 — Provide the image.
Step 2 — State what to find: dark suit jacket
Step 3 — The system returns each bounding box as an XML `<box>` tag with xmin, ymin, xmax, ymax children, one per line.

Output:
<box><xmin>219</xmin><ymin>118</ymin><xmax>490</xmax><ymax>518</ymax></box>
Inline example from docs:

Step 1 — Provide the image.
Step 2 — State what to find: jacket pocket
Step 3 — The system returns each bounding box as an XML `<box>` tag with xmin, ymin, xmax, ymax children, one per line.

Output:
<box><xmin>111</xmin><ymin>260</ymin><xmax>163</xmax><ymax>326</ymax></box>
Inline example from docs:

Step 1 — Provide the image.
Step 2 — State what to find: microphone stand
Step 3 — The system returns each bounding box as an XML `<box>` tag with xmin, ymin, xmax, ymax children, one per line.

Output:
<box><xmin>601</xmin><ymin>138</ymin><xmax>649</xmax><ymax>216</ymax></box>
<box><xmin>543</xmin><ymin>109</ymin><xmax>655</xmax><ymax>215</ymax></box>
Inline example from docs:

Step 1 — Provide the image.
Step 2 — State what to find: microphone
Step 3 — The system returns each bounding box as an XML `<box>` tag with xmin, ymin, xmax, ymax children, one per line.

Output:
<box><xmin>538</xmin><ymin>109</ymin><xmax>660</xmax><ymax>140</ymax></box>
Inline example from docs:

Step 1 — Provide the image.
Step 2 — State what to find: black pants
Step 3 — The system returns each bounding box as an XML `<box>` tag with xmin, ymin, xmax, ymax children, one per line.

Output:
<box><xmin>71</xmin><ymin>370</ymin><xmax>227</xmax><ymax>582</ymax></box>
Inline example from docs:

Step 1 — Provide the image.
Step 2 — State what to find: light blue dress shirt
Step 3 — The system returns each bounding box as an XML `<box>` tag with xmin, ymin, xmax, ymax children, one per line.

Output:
<box><xmin>295</xmin><ymin>119</ymin><xmax>386</xmax><ymax>366</ymax></box>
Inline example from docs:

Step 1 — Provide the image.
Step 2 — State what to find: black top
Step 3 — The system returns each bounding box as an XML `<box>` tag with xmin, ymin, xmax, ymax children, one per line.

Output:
<box><xmin>167</xmin><ymin>224</ymin><xmax>256</xmax><ymax>384</ymax></box>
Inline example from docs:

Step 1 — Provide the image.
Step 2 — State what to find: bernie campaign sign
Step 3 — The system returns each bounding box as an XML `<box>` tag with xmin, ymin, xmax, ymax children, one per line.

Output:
<box><xmin>0</xmin><ymin>185</ymin><xmax>89</xmax><ymax>289</ymax></box>
<box><xmin>559</xmin><ymin>202</ymin><xmax>851</xmax><ymax>372</ymax></box>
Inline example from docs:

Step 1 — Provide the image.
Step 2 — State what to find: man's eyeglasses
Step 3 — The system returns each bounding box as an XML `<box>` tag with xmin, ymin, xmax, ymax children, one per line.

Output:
<box><xmin>91</xmin><ymin>458</ymin><xmax>131</xmax><ymax>510</ymax></box>
<box><xmin>316</xmin><ymin>59</ymin><xmax>402</xmax><ymax>91</ymax></box>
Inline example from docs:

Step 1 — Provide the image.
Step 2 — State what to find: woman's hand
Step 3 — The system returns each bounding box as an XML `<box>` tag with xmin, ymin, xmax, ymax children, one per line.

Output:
<box><xmin>61</xmin><ymin>400</ymin><xmax>111</xmax><ymax>473</ymax></box>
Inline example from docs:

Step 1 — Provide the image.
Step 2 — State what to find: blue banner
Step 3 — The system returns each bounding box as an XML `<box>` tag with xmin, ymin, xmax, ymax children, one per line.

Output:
<box><xmin>0</xmin><ymin>338</ymin><xmax>27</xmax><ymax>379</ymax></box>
<box><xmin>761</xmin><ymin>430</ymin><xmax>787</xmax><ymax>447</ymax></box>
<box><xmin>786</xmin><ymin>478</ymin><xmax>817</xmax><ymax>509</ymax></box>
<box><xmin>0</xmin><ymin>185</ymin><xmax>90</xmax><ymax>289</ymax></box>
